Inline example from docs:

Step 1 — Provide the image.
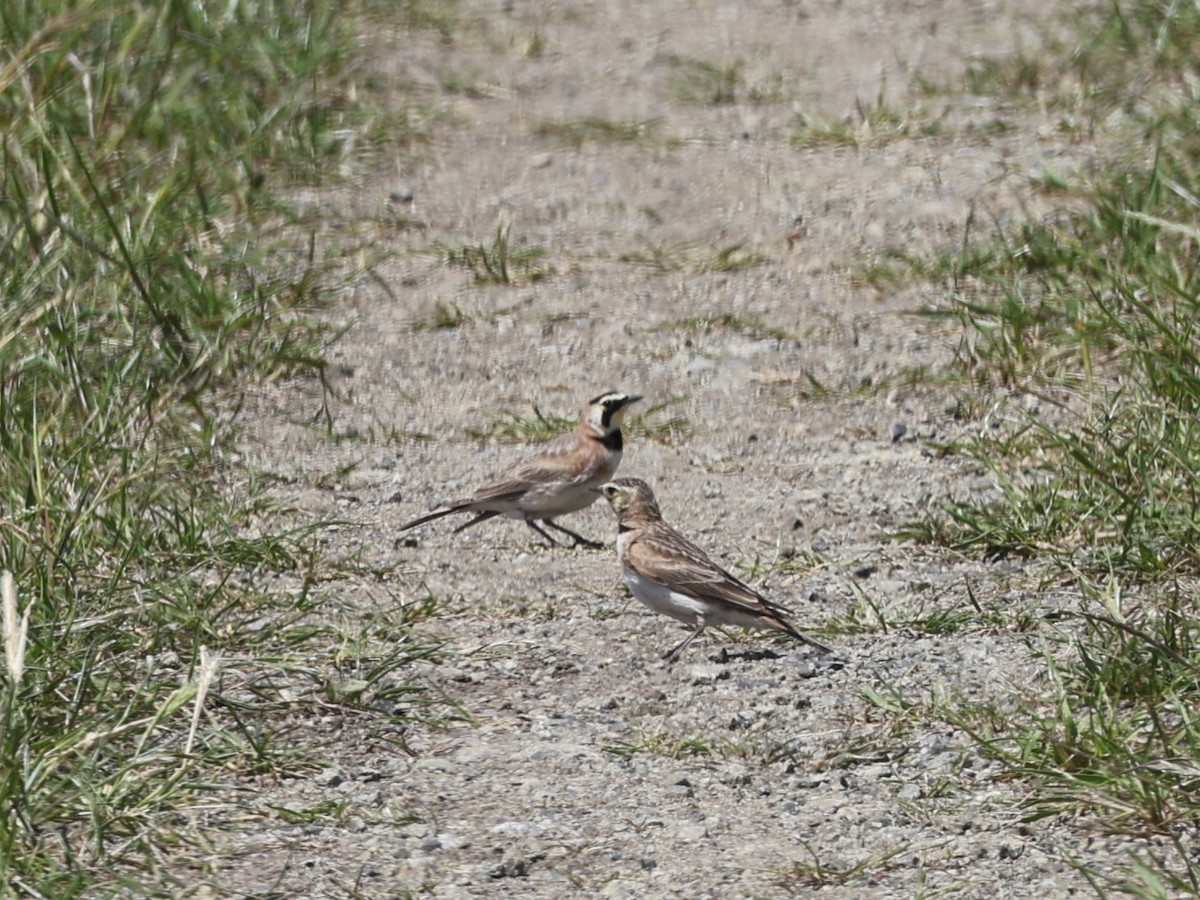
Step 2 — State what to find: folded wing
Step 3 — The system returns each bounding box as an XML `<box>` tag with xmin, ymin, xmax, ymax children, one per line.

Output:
<box><xmin>625</xmin><ymin>530</ymin><xmax>794</xmax><ymax>620</ymax></box>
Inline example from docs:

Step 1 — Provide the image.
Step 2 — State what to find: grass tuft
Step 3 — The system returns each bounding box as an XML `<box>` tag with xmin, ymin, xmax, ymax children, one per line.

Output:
<box><xmin>791</xmin><ymin>93</ymin><xmax>915</xmax><ymax>149</ymax></box>
<box><xmin>778</xmin><ymin>843</ymin><xmax>918</xmax><ymax>889</ymax></box>
<box><xmin>935</xmin><ymin>578</ymin><xmax>1200</xmax><ymax>836</ymax></box>
<box><xmin>664</xmin><ymin>55</ymin><xmax>743</xmax><ymax>106</ymax></box>
<box><xmin>533</xmin><ymin>117</ymin><xmax>663</xmax><ymax>148</ymax></box>
<box><xmin>883</xmin><ymin>2</ymin><xmax>1200</xmax><ymax>892</ymax></box>
<box><xmin>436</xmin><ymin>222</ymin><xmax>554</xmax><ymax>285</ymax></box>
<box><xmin>899</xmin><ymin>0</ymin><xmax>1200</xmax><ymax>578</ymax></box>
<box><xmin>619</xmin><ymin>241</ymin><xmax>770</xmax><ymax>275</ymax></box>
<box><xmin>0</xmin><ymin>1</ymin><xmax>442</xmax><ymax>891</ymax></box>
<box><xmin>413</xmin><ymin>301</ymin><xmax>471</xmax><ymax>331</ymax></box>
<box><xmin>655</xmin><ymin>312</ymin><xmax>791</xmax><ymax>342</ymax></box>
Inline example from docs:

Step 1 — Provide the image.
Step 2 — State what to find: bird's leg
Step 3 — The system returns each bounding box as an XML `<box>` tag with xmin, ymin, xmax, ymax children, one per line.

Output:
<box><xmin>663</xmin><ymin>619</ymin><xmax>707</xmax><ymax>665</ymax></box>
<box><xmin>525</xmin><ymin>519</ymin><xmax>563</xmax><ymax>547</ymax></box>
<box><xmin>452</xmin><ymin>511</ymin><xmax>502</xmax><ymax>533</ymax></box>
<box><xmin>543</xmin><ymin>519</ymin><xmax>604</xmax><ymax>550</ymax></box>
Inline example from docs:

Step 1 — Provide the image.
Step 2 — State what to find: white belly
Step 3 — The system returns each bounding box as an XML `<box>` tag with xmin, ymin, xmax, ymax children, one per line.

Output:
<box><xmin>623</xmin><ymin>568</ymin><xmax>709</xmax><ymax>626</ymax></box>
<box><xmin>508</xmin><ymin>482</ymin><xmax>601</xmax><ymax>519</ymax></box>
<box><xmin>618</xmin><ymin>544</ymin><xmax>776</xmax><ymax>632</ymax></box>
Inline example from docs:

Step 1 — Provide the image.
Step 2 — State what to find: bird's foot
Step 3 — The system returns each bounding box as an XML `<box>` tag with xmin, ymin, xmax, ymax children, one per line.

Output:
<box><xmin>541</xmin><ymin>520</ymin><xmax>604</xmax><ymax>550</ymax></box>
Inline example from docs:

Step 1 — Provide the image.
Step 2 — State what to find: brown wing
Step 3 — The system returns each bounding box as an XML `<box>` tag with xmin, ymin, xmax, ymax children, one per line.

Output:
<box><xmin>466</xmin><ymin>431</ymin><xmax>598</xmax><ymax>504</ymax></box>
<box><xmin>625</xmin><ymin>527</ymin><xmax>795</xmax><ymax>620</ymax></box>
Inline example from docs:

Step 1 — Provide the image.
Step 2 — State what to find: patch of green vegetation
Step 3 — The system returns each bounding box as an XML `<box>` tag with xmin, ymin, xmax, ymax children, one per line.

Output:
<box><xmin>413</xmin><ymin>301</ymin><xmax>471</xmax><ymax>331</ymax></box>
<box><xmin>854</xmin><ymin>256</ymin><xmax>915</xmax><ymax>293</ymax></box>
<box><xmin>259</xmin><ymin>797</ymin><xmax>354</xmax><ymax>826</ymax></box>
<box><xmin>934</xmin><ymin>579</ymin><xmax>1200</xmax><ymax>837</ymax></box>
<box><xmin>777</xmin><ymin>843</ymin><xmax>919</xmax><ymax>889</ymax></box>
<box><xmin>533</xmin><ymin>117</ymin><xmax>662</xmax><ymax>148</ymax></box>
<box><xmin>0</xmin><ymin>1</ymin><xmax>443</xmax><ymax>892</ymax></box>
<box><xmin>618</xmin><ymin>242</ymin><xmax>687</xmax><ymax>273</ymax></box>
<box><xmin>807</xmin><ymin>684</ymin><xmax>930</xmax><ymax>779</ymax></box>
<box><xmin>437</xmin><ymin>72</ymin><xmax>494</xmax><ymax>98</ymax></box>
<box><xmin>327</xmin><ymin>599</ymin><xmax>449</xmax><ymax>712</ymax></box>
<box><xmin>854</xmin><ymin>244</ymin><xmax>994</xmax><ymax>293</ymax></box>
<box><xmin>627</xmin><ymin>397</ymin><xmax>692</xmax><ymax>445</ymax></box>
<box><xmin>820</xmin><ymin>576</ymin><xmax>1011</xmax><ymax>639</ymax></box>
<box><xmin>745</xmin><ymin>69</ymin><xmax>799</xmax><ymax>105</ymax></box>
<box><xmin>606</xmin><ymin>718</ymin><xmax>829</xmax><ymax>769</ymax></box>
<box><xmin>521</xmin><ymin>30</ymin><xmax>547</xmax><ymax>59</ymax></box>
<box><xmin>655</xmin><ymin>312</ymin><xmax>792</xmax><ymax>342</ymax></box>
<box><xmin>395</xmin><ymin>0</ymin><xmax>461</xmax><ymax>43</ymax></box>
<box><xmin>964</xmin><ymin>53</ymin><xmax>1052</xmax><ymax>97</ymax></box>
<box><xmin>791</xmin><ymin>94</ymin><xmax>914</xmax><ymax>149</ymax></box>
<box><xmin>620</xmin><ymin>241</ymin><xmax>770</xmax><ymax>275</ymax></box>
<box><xmin>467</xmin><ymin>405</ymin><xmax>574</xmax><ymax>444</ymax></box>
<box><xmin>603</xmin><ymin>730</ymin><xmax>715</xmax><ymax>761</ymax></box>
<box><xmin>938</xmin><ymin>0</ymin><xmax>1200</xmax><ymax>136</ymax></box>
<box><xmin>745</xmin><ymin>546</ymin><xmax>828</xmax><ymax>581</ymax></box>
<box><xmin>338</xmin><ymin>41</ymin><xmax>445</xmax><ymax>160</ymax></box>
<box><xmin>700</xmin><ymin>242</ymin><xmax>772</xmax><ymax>273</ymax></box>
<box><xmin>916</xmin><ymin>39</ymin><xmax>1088</xmax><ymax>128</ymax></box>
<box><xmin>665</xmin><ymin>55</ymin><xmax>743</xmax><ymax>106</ymax></box>
<box><xmin>880</xmin><ymin>2</ymin><xmax>1200</xmax><ymax>892</ymax></box>
<box><xmin>766</xmin><ymin>362</ymin><xmax>927</xmax><ymax>402</ymax></box>
<box><xmin>907</xmin><ymin>170</ymin><xmax>1200</xmax><ymax>575</ymax></box>
<box><xmin>437</xmin><ymin>222</ymin><xmax>554</xmax><ymax>284</ymax></box>
<box><xmin>894</xmin><ymin>0</ymin><xmax>1200</xmax><ymax>578</ymax></box>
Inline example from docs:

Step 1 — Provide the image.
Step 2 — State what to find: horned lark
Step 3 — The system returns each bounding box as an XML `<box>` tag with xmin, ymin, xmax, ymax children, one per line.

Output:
<box><xmin>598</xmin><ymin>477</ymin><xmax>832</xmax><ymax>663</ymax></box>
<box><xmin>400</xmin><ymin>392</ymin><xmax>642</xmax><ymax>548</ymax></box>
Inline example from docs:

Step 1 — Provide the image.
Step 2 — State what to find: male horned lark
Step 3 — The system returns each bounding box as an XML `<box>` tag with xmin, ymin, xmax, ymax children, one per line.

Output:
<box><xmin>598</xmin><ymin>478</ymin><xmax>832</xmax><ymax>663</ymax></box>
<box><xmin>400</xmin><ymin>392</ymin><xmax>642</xmax><ymax>548</ymax></box>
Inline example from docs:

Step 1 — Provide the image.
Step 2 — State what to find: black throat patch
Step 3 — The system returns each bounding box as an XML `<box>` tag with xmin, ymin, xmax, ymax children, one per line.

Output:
<box><xmin>597</xmin><ymin>429</ymin><xmax>623</xmax><ymax>452</ymax></box>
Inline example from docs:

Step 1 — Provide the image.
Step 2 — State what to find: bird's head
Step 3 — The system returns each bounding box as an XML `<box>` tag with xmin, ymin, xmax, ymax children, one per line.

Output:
<box><xmin>583</xmin><ymin>391</ymin><xmax>642</xmax><ymax>437</ymax></box>
<box><xmin>597</xmin><ymin>477</ymin><xmax>660</xmax><ymax>519</ymax></box>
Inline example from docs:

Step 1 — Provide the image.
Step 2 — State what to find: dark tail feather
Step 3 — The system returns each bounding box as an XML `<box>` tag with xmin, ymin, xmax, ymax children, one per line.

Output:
<box><xmin>399</xmin><ymin>506</ymin><xmax>461</xmax><ymax>531</ymax></box>
<box><xmin>781</xmin><ymin>620</ymin><xmax>834</xmax><ymax>656</ymax></box>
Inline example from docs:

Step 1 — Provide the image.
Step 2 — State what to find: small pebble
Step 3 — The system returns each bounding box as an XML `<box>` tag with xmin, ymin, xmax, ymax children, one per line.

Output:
<box><xmin>313</xmin><ymin>768</ymin><xmax>344</xmax><ymax>788</ymax></box>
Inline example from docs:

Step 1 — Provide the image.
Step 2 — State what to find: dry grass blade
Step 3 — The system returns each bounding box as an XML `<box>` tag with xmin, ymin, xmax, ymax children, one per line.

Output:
<box><xmin>1</xmin><ymin>572</ymin><xmax>30</xmax><ymax>688</ymax></box>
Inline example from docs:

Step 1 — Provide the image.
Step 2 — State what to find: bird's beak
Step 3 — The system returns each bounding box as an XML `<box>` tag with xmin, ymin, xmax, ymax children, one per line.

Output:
<box><xmin>589</xmin><ymin>486</ymin><xmax>604</xmax><ymax>494</ymax></box>
<box><xmin>624</xmin><ymin>395</ymin><xmax>643</xmax><ymax>406</ymax></box>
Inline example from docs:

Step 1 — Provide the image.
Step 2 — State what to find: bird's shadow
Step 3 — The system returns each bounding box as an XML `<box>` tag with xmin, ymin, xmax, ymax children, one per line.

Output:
<box><xmin>710</xmin><ymin>647</ymin><xmax>783</xmax><ymax>664</ymax></box>
<box><xmin>708</xmin><ymin>646</ymin><xmax>846</xmax><ymax>669</ymax></box>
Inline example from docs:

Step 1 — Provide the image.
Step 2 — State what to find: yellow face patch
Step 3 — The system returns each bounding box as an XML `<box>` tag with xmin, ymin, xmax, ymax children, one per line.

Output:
<box><xmin>602</xmin><ymin>484</ymin><xmax>630</xmax><ymax>512</ymax></box>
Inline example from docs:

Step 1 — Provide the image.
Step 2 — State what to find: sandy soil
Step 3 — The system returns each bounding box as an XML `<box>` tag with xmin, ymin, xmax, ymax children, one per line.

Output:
<box><xmin>202</xmin><ymin>1</ymin><xmax>1156</xmax><ymax>896</ymax></box>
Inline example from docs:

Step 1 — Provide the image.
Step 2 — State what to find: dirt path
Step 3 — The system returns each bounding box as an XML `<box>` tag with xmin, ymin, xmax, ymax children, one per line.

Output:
<box><xmin>213</xmin><ymin>2</ymin><xmax>1151</xmax><ymax>896</ymax></box>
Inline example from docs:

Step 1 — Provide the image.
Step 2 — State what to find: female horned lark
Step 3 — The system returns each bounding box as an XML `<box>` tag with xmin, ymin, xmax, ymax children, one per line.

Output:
<box><xmin>598</xmin><ymin>478</ymin><xmax>832</xmax><ymax>663</ymax></box>
<box><xmin>400</xmin><ymin>392</ymin><xmax>642</xmax><ymax>548</ymax></box>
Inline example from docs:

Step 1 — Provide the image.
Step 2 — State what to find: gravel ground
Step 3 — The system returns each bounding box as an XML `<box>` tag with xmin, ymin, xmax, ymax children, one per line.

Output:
<box><xmin>197</xmin><ymin>1</ymin><xmax>1162</xmax><ymax>896</ymax></box>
